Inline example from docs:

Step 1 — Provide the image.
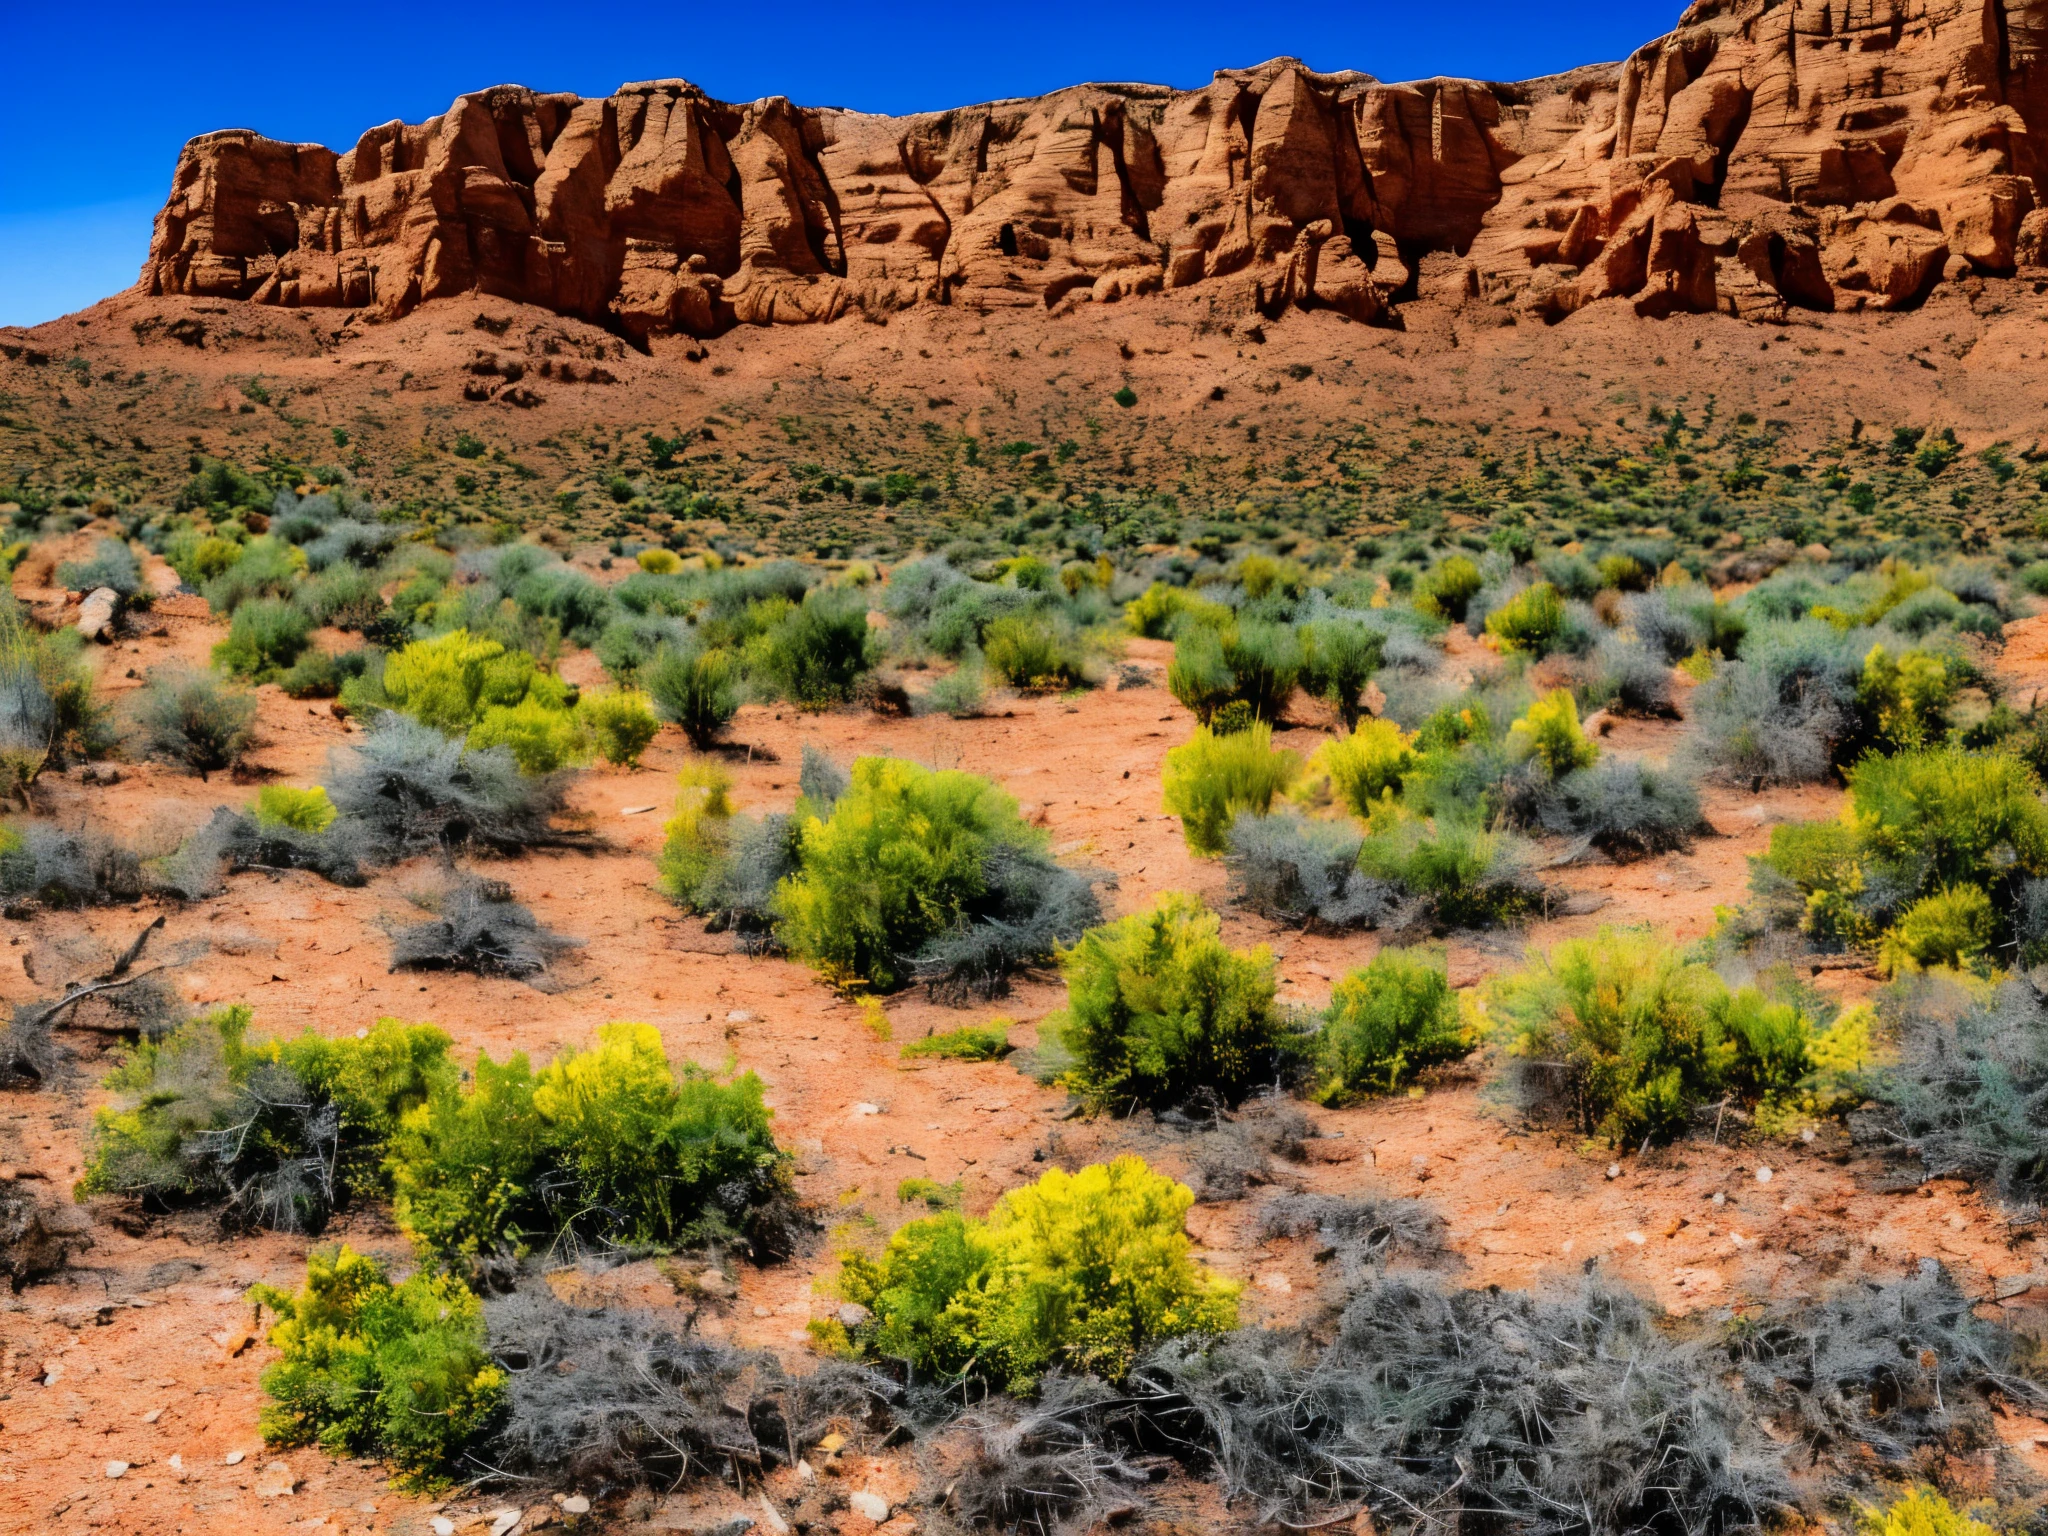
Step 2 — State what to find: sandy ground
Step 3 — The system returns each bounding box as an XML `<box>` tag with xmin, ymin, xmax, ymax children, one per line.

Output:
<box><xmin>2</xmin><ymin>559</ymin><xmax>2045</xmax><ymax>1535</ymax></box>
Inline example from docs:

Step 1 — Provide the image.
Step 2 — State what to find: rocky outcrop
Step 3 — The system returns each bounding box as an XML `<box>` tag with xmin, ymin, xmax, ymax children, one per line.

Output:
<box><xmin>139</xmin><ymin>0</ymin><xmax>2048</xmax><ymax>341</ymax></box>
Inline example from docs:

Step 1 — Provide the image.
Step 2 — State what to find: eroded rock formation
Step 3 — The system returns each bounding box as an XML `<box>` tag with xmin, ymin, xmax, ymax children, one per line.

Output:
<box><xmin>140</xmin><ymin>0</ymin><xmax>2048</xmax><ymax>339</ymax></box>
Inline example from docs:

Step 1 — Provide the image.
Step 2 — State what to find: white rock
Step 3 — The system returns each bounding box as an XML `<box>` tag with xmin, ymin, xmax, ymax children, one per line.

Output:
<box><xmin>223</xmin><ymin>1449</ymin><xmax>245</xmax><ymax>1466</ymax></box>
<box><xmin>796</xmin><ymin>1459</ymin><xmax>815</xmax><ymax>1483</ymax></box>
<box><xmin>852</xmin><ymin>1102</ymin><xmax>882</xmax><ymax>1116</ymax></box>
<box><xmin>1626</xmin><ymin>1231</ymin><xmax>1646</xmax><ymax>1246</ymax></box>
<box><xmin>254</xmin><ymin>1461</ymin><xmax>298</xmax><ymax>1498</ymax></box>
<box><xmin>76</xmin><ymin>587</ymin><xmax>119</xmax><ymax>642</ymax></box>
<box><xmin>727</xmin><ymin>1010</ymin><xmax>755</xmax><ymax>1024</ymax></box>
<box><xmin>1755</xmin><ymin>1166</ymin><xmax>1773</xmax><ymax>1184</ymax></box>
<box><xmin>105</xmin><ymin>1461</ymin><xmax>129</xmax><ymax>1479</ymax></box>
<box><xmin>560</xmin><ymin>1496</ymin><xmax>590</xmax><ymax>1516</ymax></box>
<box><xmin>167</xmin><ymin>1454</ymin><xmax>182</xmax><ymax>1472</ymax></box>
<box><xmin>849</xmin><ymin>1490</ymin><xmax>892</xmax><ymax>1523</ymax></box>
<box><xmin>756</xmin><ymin>1493</ymin><xmax>791</xmax><ymax>1535</ymax></box>
<box><xmin>431</xmin><ymin>1518</ymin><xmax>457</xmax><ymax>1536</ymax></box>
<box><xmin>488</xmin><ymin>1507</ymin><xmax>522</xmax><ymax>1536</ymax></box>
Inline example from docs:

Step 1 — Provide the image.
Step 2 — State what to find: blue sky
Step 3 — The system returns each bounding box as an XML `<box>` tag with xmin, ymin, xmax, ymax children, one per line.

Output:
<box><xmin>0</xmin><ymin>0</ymin><xmax>1676</xmax><ymax>326</ymax></box>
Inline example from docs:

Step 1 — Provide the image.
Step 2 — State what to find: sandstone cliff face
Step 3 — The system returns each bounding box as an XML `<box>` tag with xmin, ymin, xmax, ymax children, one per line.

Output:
<box><xmin>140</xmin><ymin>0</ymin><xmax>2048</xmax><ymax>339</ymax></box>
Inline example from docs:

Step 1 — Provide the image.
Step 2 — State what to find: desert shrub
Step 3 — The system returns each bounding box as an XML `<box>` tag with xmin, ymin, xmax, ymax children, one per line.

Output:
<box><xmin>1508</xmin><ymin>688</ymin><xmax>1597</xmax><ymax>777</ymax></box>
<box><xmin>1583</xmin><ymin>634</ymin><xmax>1675</xmax><ymax>716</ymax></box>
<box><xmin>1536</xmin><ymin>759</ymin><xmax>1704</xmax><ymax>859</ymax></box>
<box><xmin>1874</xmin><ymin>973</ymin><xmax>2048</xmax><ymax>1201</ymax></box>
<box><xmin>655</xmin><ymin>763</ymin><xmax>802</xmax><ymax>938</ymax></box>
<box><xmin>919</xmin><ymin>655</ymin><xmax>987</xmax><ymax>718</ymax></box>
<box><xmin>1863</xmin><ymin>1491</ymin><xmax>1997</xmax><ymax>1536</ymax></box>
<box><xmin>0</xmin><ymin>602</ymin><xmax>109</xmax><ymax>796</ymax></box>
<box><xmin>1048</xmin><ymin>892</ymin><xmax>1285</xmax><ymax>1110</ymax></box>
<box><xmin>1297</xmin><ymin>620</ymin><xmax>1386</xmax><ymax>729</ymax></box>
<box><xmin>255</xmin><ymin>784</ymin><xmax>336</xmax><ymax>833</ymax></box>
<box><xmin>577</xmin><ymin>688</ymin><xmax>660</xmax><ymax>767</ymax></box>
<box><xmin>899</xmin><ymin>1019</ymin><xmax>1014</xmax><ymax>1061</ymax></box>
<box><xmin>202</xmin><ymin>536</ymin><xmax>301</xmax><ymax>614</ymax></box>
<box><xmin>479</xmin><ymin>1290</ymin><xmax>877</xmax><ymax>1489</ymax></box>
<box><xmin>80</xmin><ymin>1009</ymin><xmax>454</xmax><ymax>1230</ymax></box>
<box><xmin>983</xmin><ymin>611</ymin><xmax>1087</xmax><ymax>689</ymax></box>
<box><xmin>1313</xmin><ymin>948</ymin><xmax>1467</xmax><ymax>1102</ymax></box>
<box><xmin>278</xmin><ymin>645</ymin><xmax>361</xmax><ymax>699</ymax></box>
<box><xmin>752</xmin><ymin>589</ymin><xmax>876</xmax><ymax>707</ymax></box>
<box><xmin>1878</xmin><ymin>885</ymin><xmax>1998</xmax><ymax>974</ymax></box>
<box><xmin>374</xmin><ymin>629</ymin><xmax>502</xmax><ymax>731</ymax></box>
<box><xmin>1223</xmin><ymin>811</ymin><xmax>1398</xmax><ymax>930</ymax></box>
<box><xmin>467</xmin><ymin>696</ymin><xmax>587</xmax><ymax>774</ymax></box>
<box><xmin>250</xmin><ymin>1244</ymin><xmax>503</xmax><ymax>1489</ymax></box>
<box><xmin>1488</xmin><ymin>927</ymin><xmax>1729</xmax><ymax>1145</ymax></box>
<box><xmin>510</xmin><ymin>567</ymin><xmax>614</xmax><ymax>646</ymax></box>
<box><xmin>1312</xmin><ymin>720</ymin><xmax>1414</xmax><ymax>820</ymax></box>
<box><xmin>294</xmin><ymin>563</ymin><xmax>385</xmax><ymax>629</ymax></box>
<box><xmin>389</xmin><ymin>1023</ymin><xmax>787</xmax><ymax>1273</ymax></box>
<box><xmin>1124</xmin><ymin>581</ymin><xmax>1231</xmax><ymax>638</ymax></box>
<box><xmin>593</xmin><ymin>612</ymin><xmax>685</xmax><ymax>682</ymax></box>
<box><xmin>1161</xmin><ymin>723</ymin><xmax>1302</xmax><ymax>855</ymax></box>
<box><xmin>636</xmin><ymin>547</ymin><xmax>683</xmax><ymax>574</ymax></box>
<box><xmin>775</xmin><ymin>756</ymin><xmax>1087</xmax><ymax>993</ymax></box>
<box><xmin>836</xmin><ymin>1156</ymin><xmax>1239</xmax><ymax>1390</ymax></box>
<box><xmin>1689</xmin><ymin>620</ymin><xmax>1863</xmax><ymax>783</ymax></box>
<box><xmin>322</xmin><ymin>716</ymin><xmax>573</xmax><ymax>858</ymax></box>
<box><xmin>910</xmin><ymin>840</ymin><xmax>1104</xmax><ymax>1002</ymax></box>
<box><xmin>1166</xmin><ymin>624</ymin><xmax>1237</xmax><ymax>721</ymax></box>
<box><xmin>1168</xmin><ymin>623</ymin><xmax>1300</xmax><ymax>724</ymax></box>
<box><xmin>162</xmin><ymin>804</ymin><xmax>373</xmax><ymax>896</ymax></box>
<box><xmin>1848</xmin><ymin>746</ymin><xmax>2048</xmax><ymax>898</ymax></box>
<box><xmin>56</xmin><ymin>537</ymin><xmax>143</xmax><ymax>599</ymax></box>
<box><xmin>389</xmin><ymin>875</ymin><xmax>579</xmax><ymax>978</ymax></box>
<box><xmin>1857</xmin><ymin>643</ymin><xmax>1960</xmax><ymax>751</ymax></box>
<box><xmin>1356</xmin><ymin>814</ymin><xmax>1541</xmax><ymax>928</ymax></box>
<box><xmin>1414</xmin><ymin>556</ymin><xmax>1482</xmax><ymax>621</ymax></box>
<box><xmin>133</xmin><ymin>665</ymin><xmax>257</xmax><ymax>776</ymax></box>
<box><xmin>1485</xmin><ymin>582</ymin><xmax>1568</xmax><ymax>654</ymax></box>
<box><xmin>214</xmin><ymin>595</ymin><xmax>313</xmax><ymax>680</ymax></box>
<box><xmin>644</xmin><ymin>645</ymin><xmax>740</xmax><ymax>748</ymax></box>
<box><xmin>0</xmin><ymin>822</ymin><xmax>146</xmax><ymax>906</ymax></box>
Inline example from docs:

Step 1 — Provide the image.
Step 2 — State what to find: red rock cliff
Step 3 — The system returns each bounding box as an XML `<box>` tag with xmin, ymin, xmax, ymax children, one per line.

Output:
<box><xmin>140</xmin><ymin>0</ymin><xmax>2048</xmax><ymax>338</ymax></box>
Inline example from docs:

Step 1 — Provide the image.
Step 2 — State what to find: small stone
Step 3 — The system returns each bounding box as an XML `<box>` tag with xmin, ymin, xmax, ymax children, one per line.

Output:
<box><xmin>852</xmin><ymin>1102</ymin><xmax>882</xmax><ymax>1116</ymax></box>
<box><xmin>223</xmin><ymin>1450</ymin><xmax>245</xmax><ymax>1466</ymax></box>
<box><xmin>167</xmin><ymin>1455</ymin><xmax>182</xmax><ymax>1472</ymax></box>
<box><xmin>432</xmin><ymin>1519</ymin><xmax>457</xmax><ymax>1536</ymax></box>
<box><xmin>105</xmin><ymin>1461</ymin><xmax>129</xmax><ymax>1479</ymax></box>
<box><xmin>1605</xmin><ymin>1163</ymin><xmax>1622</xmax><ymax>1180</ymax></box>
<box><xmin>726</xmin><ymin>1010</ymin><xmax>754</xmax><ymax>1024</ymax></box>
<box><xmin>1755</xmin><ymin>1166</ymin><xmax>1773</xmax><ymax>1184</ymax></box>
<box><xmin>796</xmin><ymin>1459</ymin><xmax>815</xmax><ymax>1482</ymax></box>
<box><xmin>756</xmin><ymin>1494</ymin><xmax>790</xmax><ymax>1535</ymax></box>
<box><xmin>848</xmin><ymin>1490</ymin><xmax>891</xmax><ymax>1523</ymax></box>
<box><xmin>561</xmin><ymin>1496</ymin><xmax>590</xmax><ymax>1516</ymax></box>
<box><xmin>1626</xmin><ymin>1231</ymin><xmax>1646</xmax><ymax>1246</ymax></box>
<box><xmin>1711</xmin><ymin>1192</ymin><xmax>1726</xmax><ymax>1207</ymax></box>
<box><xmin>254</xmin><ymin>1461</ymin><xmax>297</xmax><ymax>1497</ymax></box>
<box><xmin>489</xmin><ymin>1507</ymin><xmax>522</xmax><ymax>1536</ymax></box>
<box><xmin>76</xmin><ymin>587</ymin><xmax>119</xmax><ymax>642</ymax></box>
<box><xmin>142</xmin><ymin>1408</ymin><xmax>162</xmax><ymax>1423</ymax></box>
<box><xmin>837</xmin><ymin>1303</ymin><xmax>873</xmax><ymax>1329</ymax></box>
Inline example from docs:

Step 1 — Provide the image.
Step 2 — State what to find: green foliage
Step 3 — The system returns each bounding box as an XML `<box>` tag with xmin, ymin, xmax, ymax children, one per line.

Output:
<box><xmin>1357</xmin><ymin>814</ymin><xmax>1539</xmax><ymax>927</ymax></box>
<box><xmin>133</xmin><ymin>665</ymin><xmax>257</xmax><ymax>776</ymax></box>
<box><xmin>1857</xmin><ymin>644</ymin><xmax>1960</xmax><ymax>752</ymax></box>
<box><xmin>295</xmin><ymin>564</ymin><xmax>385</xmax><ymax>630</ymax></box>
<box><xmin>256</xmin><ymin>784</ymin><xmax>337</xmax><ymax>833</ymax></box>
<box><xmin>655</xmin><ymin>762</ymin><xmax>737</xmax><ymax>908</ymax></box>
<box><xmin>467</xmin><ymin>696</ymin><xmax>587</xmax><ymax>774</ymax></box>
<box><xmin>898</xmin><ymin>1019</ymin><xmax>1014</xmax><ymax>1061</ymax></box>
<box><xmin>1314</xmin><ymin>947</ymin><xmax>1468</xmax><ymax>1102</ymax></box>
<box><xmin>1509</xmin><ymin>688</ymin><xmax>1598</xmax><ymax>778</ymax></box>
<box><xmin>80</xmin><ymin>1010</ymin><xmax>455</xmax><ymax>1225</ymax></box>
<box><xmin>1112</xmin><ymin>385</ymin><xmax>1139</xmax><ymax>408</ymax></box>
<box><xmin>1847</xmin><ymin>746</ymin><xmax>2048</xmax><ymax>896</ymax></box>
<box><xmin>1124</xmin><ymin>582</ymin><xmax>1232</xmax><ymax>639</ymax></box>
<box><xmin>1861</xmin><ymin>1490</ymin><xmax>1997</xmax><ymax>1536</ymax></box>
<box><xmin>1415</xmin><ymin>556</ymin><xmax>1483</xmax><ymax>622</ymax></box>
<box><xmin>1167</xmin><ymin>622</ymin><xmax>1300</xmax><ymax>725</ymax></box>
<box><xmin>1879</xmin><ymin>885</ymin><xmax>1998</xmax><ymax>974</ymax></box>
<box><xmin>1312</xmin><ymin>720</ymin><xmax>1414</xmax><ymax>820</ymax></box>
<box><xmin>214</xmin><ymin>596</ymin><xmax>313</xmax><ymax>680</ymax></box>
<box><xmin>378</xmin><ymin>630</ymin><xmax>508</xmax><ymax>732</ymax></box>
<box><xmin>388</xmin><ymin>1023</ymin><xmax>786</xmax><ymax>1272</ymax></box>
<box><xmin>57</xmin><ymin>537</ymin><xmax>144</xmax><ymax>599</ymax></box>
<box><xmin>1161</xmin><ymin>722</ymin><xmax>1302</xmax><ymax>855</ymax></box>
<box><xmin>751</xmin><ymin>590</ymin><xmax>876</xmax><ymax>708</ymax></box>
<box><xmin>983</xmin><ymin>612</ymin><xmax>1087</xmax><ymax>689</ymax></box>
<box><xmin>837</xmin><ymin>1156</ymin><xmax>1238</xmax><ymax>1389</ymax></box>
<box><xmin>1489</xmin><ymin>927</ymin><xmax>1731</xmax><ymax>1146</ymax></box>
<box><xmin>1050</xmin><ymin>892</ymin><xmax>1284</xmax><ymax>1109</ymax></box>
<box><xmin>578</xmin><ymin>688</ymin><xmax>660</xmax><ymax>767</ymax></box>
<box><xmin>201</xmin><ymin>536</ymin><xmax>302</xmax><ymax>615</ymax></box>
<box><xmin>1485</xmin><ymin>582</ymin><xmax>1568</xmax><ymax>655</ymax></box>
<box><xmin>773</xmin><ymin>756</ymin><xmax>1042</xmax><ymax>991</ymax></box>
<box><xmin>249</xmin><ymin>1245</ymin><xmax>503</xmax><ymax>1489</ymax></box>
<box><xmin>644</xmin><ymin>645</ymin><xmax>740</xmax><ymax>748</ymax></box>
<box><xmin>1297</xmin><ymin>620</ymin><xmax>1385</xmax><ymax>729</ymax></box>
<box><xmin>0</xmin><ymin>600</ymin><xmax>112</xmax><ymax>795</ymax></box>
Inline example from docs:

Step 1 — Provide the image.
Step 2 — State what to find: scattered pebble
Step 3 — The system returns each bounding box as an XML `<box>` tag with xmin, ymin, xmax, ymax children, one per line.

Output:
<box><xmin>852</xmin><ymin>1102</ymin><xmax>881</xmax><ymax>1116</ymax></box>
<box><xmin>560</xmin><ymin>1496</ymin><xmax>590</xmax><ymax>1516</ymax></box>
<box><xmin>142</xmin><ymin>1408</ymin><xmax>162</xmax><ymax>1423</ymax></box>
<box><xmin>1605</xmin><ymin>1163</ymin><xmax>1622</xmax><ymax>1180</ymax></box>
<box><xmin>223</xmin><ymin>1450</ymin><xmax>245</xmax><ymax>1466</ymax></box>
<box><xmin>1626</xmin><ymin>1231</ymin><xmax>1646</xmax><ymax>1246</ymax></box>
<box><xmin>1711</xmin><ymin>1192</ymin><xmax>1726</xmax><ymax>1207</ymax></box>
<box><xmin>105</xmin><ymin>1461</ymin><xmax>129</xmax><ymax>1479</ymax></box>
<box><xmin>167</xmin><ymin>1454</ymin><xmax>181</xmax><ymax>1471</ymax></box>
<box><xmin>431</xmin><ymin>1518</ymin><xmax>457</xmax><ymax>1536</ymax></box>
<box><xmin>849</xmin><ymin>1490</ymin><xmax>892</xmax><ymax>1523</ymax></box>
<box><xmin>1755</xmin><ymin>1166</ymin><xmax>1773</xmax><ymax>1184</ymax></box>
<box><xmin>488</xmin><ymin>1507</ymin><xmax>522</xmax><ymax>1536</ymax></box>
<box><xmin>254</xmin><ymin>1461</ymin><xmax>298</xmax><ymax>1498</ymax></box>
<box><xmin>726</xmin><ymin>1010</ymin><xmax>755</xmax><ymax>1024</ymax></box>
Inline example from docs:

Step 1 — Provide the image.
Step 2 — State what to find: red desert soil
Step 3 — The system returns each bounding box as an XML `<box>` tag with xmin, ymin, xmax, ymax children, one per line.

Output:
<box><xmin>3</xmin><ymin>564</ymin><xmax>2046</xmax><ymax>1535</ymax></box>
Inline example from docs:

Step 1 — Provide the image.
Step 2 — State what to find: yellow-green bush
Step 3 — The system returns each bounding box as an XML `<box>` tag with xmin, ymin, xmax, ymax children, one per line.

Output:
<box><xmin>1314</xmin><ymin>947</ymin><xmax>1469</xmax><ymax>1102</ymax></box>
<box><xmin>899</xmin><ymin>1019</ymin><xmax>1014</xmax><ymax>1061</ymax></box>
<box><xmin>836</xmin><ymin>1156</ymin><xmax>1239</xmax><ymax>1389</ymax></box>
<box><xmin>637</xmin><ymin>547</ymin><xmax>683</xmax><ymax>574</ymax></box>
<box><xmin>1485</xmin><ymin>583</ymin><xmax>1568</xmax><ymax>654</ymax></box>
<box><xmin>1312</xmin><ymin>719</ymin><xmax>1414</xmax><ymax>821</ymax></box>
<box><xmin>1509</xmin><ymin>688</ymin><xmax>1597</xmax><ymax>778</ymax></box>
<box><xmin>1048</xmin><ymin>892</ymin><xmax>1283</xmax><ymax>1109</ymax></box>
<box><xmin>1860</xmin><ymin>1489</ymin><xmax>1998</xmax><ymax>1536</ymax></box>
<box><xmin>1879</xmin><ymin>885</ymin><xmax>1998</xmax><ymax>974</ymax></box>
<box><xmin>655</xmin><ymin>761</ymin><xmax>735</xmax><ymax>909</ymax></box>
<box><xmin>577</xmin><ymin>688</ymin><xmax>661</xmax><ymax>768</ymax></box>
<box><xmin>1125</xmin><ymin>582</ymin><xmax>1232</xmax><ymax>638</ymax></box>
<box><xmin>467</xmin><ymin>696</ymin><xmax>588</xmax><ymax>774</ymax></box>
<box><xmin>249</xmin><ymin>1244</ymin><xmax>503</xmax><ymax>1489</ymax></box>
<box><xmin>1161</xmin><ymin>722</ymin><xmax>1302</xmax><ymax>855</ymax></box>
<box><xmin>255</xmin><ymin>784</ymin><xmax>337</xmax><ymax>833</ymax></box>
<box><xmin>1415</xmin><ymin>556</ymin><xmax>1483</xmax><ymax>622</ymax></box>
<box><xmin>1857</xmin><ymin>644</ymin><xmax>1959</xmax><ymax>751</ymax></box>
